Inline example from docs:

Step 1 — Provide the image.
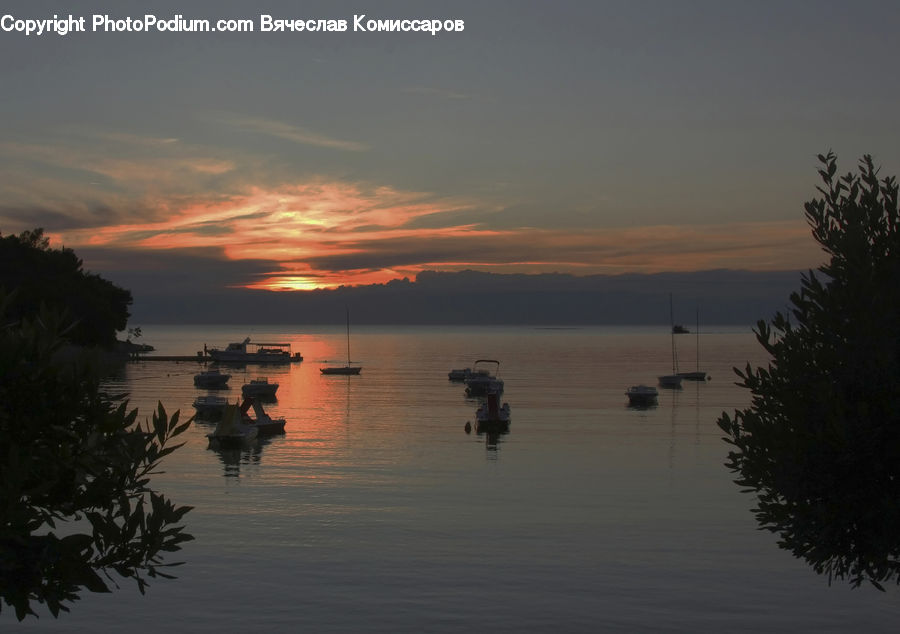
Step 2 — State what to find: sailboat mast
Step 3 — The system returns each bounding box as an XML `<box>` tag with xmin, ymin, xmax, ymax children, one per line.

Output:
<box><xmin>345</xmin><ymin>307</ymin><xmax>351</xmax><ymax>365</ymax></box>
<box><xmin>670</xmin><ymin>293</ymin><xmax>678</xmax><ymax>373</ymax></box>
<box><xmin>695</xmin><ymin>306</ymin><xmax>700</xmax><ymax>372</ymax></box>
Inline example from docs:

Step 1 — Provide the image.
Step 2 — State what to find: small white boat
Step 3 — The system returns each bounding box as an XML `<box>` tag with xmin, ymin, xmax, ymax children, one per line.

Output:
<box><xmin>626</xmin><ymin>385</ymin><xmax>659</xmax><ymax>406</ymax></box>
<box><xmin>465</xmin><ymin>360</ymin><xmax>504</xmax><ymax>396</ymax></box>
<box><xmin>241</xmin><ymin>378</ymin><xmax>279</xmax><ymax>399</ymax></box>
<box><xmin>207</xmin><ymin>403</ymin><xmax>258</xmax><ymax>448</ymax></box>
<box><xmin>194</xmin><ymin>369</ymin><xmax>231</xmax><ymax>389</ymax></box>
<box><xmin>192</xmin><ymin>395</ymin><xmax>228</xmax><ymax>418</ymax></box>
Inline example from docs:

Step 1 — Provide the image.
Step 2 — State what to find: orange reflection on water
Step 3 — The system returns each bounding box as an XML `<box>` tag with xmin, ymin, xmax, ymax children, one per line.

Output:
<box><xmin>240</xmin><ymin>335</ymin><xmax>364</xmax><ymax>481</ymax></box>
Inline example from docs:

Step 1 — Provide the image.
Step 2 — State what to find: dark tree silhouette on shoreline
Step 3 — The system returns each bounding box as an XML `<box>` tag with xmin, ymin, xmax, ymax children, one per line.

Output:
<box><xmin>718</xmin><ymin>152</ymin><xmax>900</xmax><ymax>589</ymax></box>
<box><xmin>0</xmin><ymin>228</ymin><xmax>132</xmax><ymax>348</ymax></box>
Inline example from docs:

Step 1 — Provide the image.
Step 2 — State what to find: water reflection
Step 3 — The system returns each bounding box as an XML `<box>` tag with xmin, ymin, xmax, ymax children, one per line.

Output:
<box><xmin>463</xmin><ymin>416</ymin><xmax>510</xmax><ymax>452</ymax></box>
<box><xmin>207</xmin><ymin>437</ymin><xmax>273</xmax><ymax>477</ymax></box>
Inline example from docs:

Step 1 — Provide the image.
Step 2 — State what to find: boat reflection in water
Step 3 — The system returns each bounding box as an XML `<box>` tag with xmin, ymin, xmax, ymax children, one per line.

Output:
<box><xmin>465</xmin><ymin>422</ymin><xmax>509</xmax><ymax>451</ymax></box>
<box><xmin>208</xmin><ymin>439</ymin><xmax>270</xmax><ymax>477</ymax></box>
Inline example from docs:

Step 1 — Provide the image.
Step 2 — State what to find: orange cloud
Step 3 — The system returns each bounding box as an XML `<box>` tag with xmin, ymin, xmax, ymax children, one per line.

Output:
<box><xmin>43</xmin><ymin>176</ymin><xmax>820</xmax><ymax>290</ymax></box>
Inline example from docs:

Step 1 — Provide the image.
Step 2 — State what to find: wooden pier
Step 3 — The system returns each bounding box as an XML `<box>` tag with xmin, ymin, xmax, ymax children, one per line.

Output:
<box><xmin>131</xmin><ymin>354</ymin><xmax>212</xmax><ymax>362</ymax></box>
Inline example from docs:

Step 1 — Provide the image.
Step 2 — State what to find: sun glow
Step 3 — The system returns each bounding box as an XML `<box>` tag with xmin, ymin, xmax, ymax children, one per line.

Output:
<box><xmin>257</xmin><ymin>276</ymin><xmax>331</xmax><ymax>291</ymax></box>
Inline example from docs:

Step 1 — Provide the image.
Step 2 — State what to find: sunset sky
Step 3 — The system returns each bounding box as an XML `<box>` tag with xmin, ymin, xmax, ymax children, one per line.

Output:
<box><xmin>2</xmin><ymin>0</ymin><xmax>899</xmax><ymax>291</ymax></box>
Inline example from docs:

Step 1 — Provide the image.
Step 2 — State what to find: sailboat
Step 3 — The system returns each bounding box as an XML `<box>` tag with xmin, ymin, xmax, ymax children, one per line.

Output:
<box><xmin>658</xmin><ymin>294</ymin><xmax>683</xmax><ymax>389</ymax></box>
<box><xmin>677</xmin><ymin>306</ymin><xmax>708</xmax><ymax>381</ymax></box>
<box><xmin>320</xmin><ymin>308</ymin><xmax>362</xmax><ymax>375</ymax></box>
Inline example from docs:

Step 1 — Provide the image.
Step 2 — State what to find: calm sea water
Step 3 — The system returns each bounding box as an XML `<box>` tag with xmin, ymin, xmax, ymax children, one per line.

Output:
<box><xmin>8</xmin><ymin>325</ymin><xmax>900</xmax><ymax>632</ymax></box>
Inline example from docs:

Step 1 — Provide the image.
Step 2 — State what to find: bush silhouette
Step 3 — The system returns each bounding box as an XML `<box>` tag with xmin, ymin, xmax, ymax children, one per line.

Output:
<box><xmin>718</xmin><ymin>152</ymin><xmax>900</xmax><ymax>589</ymax></box>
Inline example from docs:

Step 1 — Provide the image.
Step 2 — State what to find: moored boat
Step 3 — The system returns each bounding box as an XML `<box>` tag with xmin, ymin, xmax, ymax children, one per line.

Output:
<box><xmin>321</xmin><ymin>308</ymin><xmax>362</xmax><ymax>375</ymax></box>
<box><xmin>659</xmin><ymin>294</ymin><xmax>684</xmax><ymax>389</ymax></box>
<box><xmin>241</xmin><ymin>378</ymin><xmax>279</xmax><ymax>399</ymax></box>
<box><xmin>465</xmin><ymin>359</ymin><xmax>504</xmax><ymax>396</ymax></box>
<box><xmin>207</xmin><ymin>337</ymin><xmax>302</xmax><ymax>364</ymax></box>
<box><xmin>207</xmin><ymin>403</ymin><xmax>258</xmax><ymax>448</ymax></box>
<box><xmin>194</xmin><ymin>369</ymin><xmax>231</xmax><ymax>389</ymax></box>
<box><xmin>626</xmin><ymin>384</ymin><xmax>659</xmax><ymax>406</ymax></box>
<box><xmin>192</xmin><ymin>394</ymin><xmax>228</xmax><ymax>418</ymax></box>
<box><xmin>320</xmin><ymin>366</ymin><xmax>362</xmax><ymax>375</ymax></box>
<box><xmin>658</xmin><ymin>374</ymin><xmax>683</xmax><ymax>389</ymax></box>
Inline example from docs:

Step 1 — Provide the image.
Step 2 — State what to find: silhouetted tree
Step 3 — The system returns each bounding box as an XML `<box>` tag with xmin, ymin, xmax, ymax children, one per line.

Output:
<box><xmin>0</xmin><ymin>228</ymin><xmax>131</xmax><ymax>348</ymax></box>
<box><xmin>0</xmin><ymin>295</ymin><xmax>193</xmax><ymax>620</ymax></box>
<box><xmin>718</xmin><ymin>152</ymin><xmax>900</xmax><ymax>589</ymax></box>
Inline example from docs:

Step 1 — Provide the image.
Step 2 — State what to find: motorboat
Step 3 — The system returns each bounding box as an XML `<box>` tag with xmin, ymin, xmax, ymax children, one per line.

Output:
<box><xmin>239</xmin><ymin>397</ymin><xmax>286</xmax><ymax>436</ymax></box>
<box><xmin>626</xmin><ymin>385</ymin><xmax>659</xmax><ymax>406</ymax></box>
<box><xmin>207</xmin><ymin>403</ymin><xmax>258</xmax><ymax>448</ymax></box>
<box><xmin>474</xmin><ymin>392</ymin><xmax>511</xmax><ymax>433</ymax></box>
<box><xmin>465</xmin><ymin>359</ymin><xmax>504</xmax><ymax>397</ymax></box>
<box><xmin>658</xmin><ymin>374</ymin><xmax>683</xmax><ymax>389</ymax></box>
<box><xmin>321</xmin><ymin>308</ymin><xmax>362</xmax><ymax>375</ymax></box>
<box><xmin>207</xmin><ymin>337</ymin><xmax>302</xmax><ymax>364</ymax></box>
<box><xmin>241</xmin><ymin>378</ymin><xmax>279</xmax><ymax>399</ymax></box>
<box><xmin>192</xmin><ymin>395</ymin><xmax>228</xmax><ymax>418</ymax></box>
<box><xmin>194</xmin><ymin>369</ymin><xmax>231</xmax><ymax>389</ymax></box>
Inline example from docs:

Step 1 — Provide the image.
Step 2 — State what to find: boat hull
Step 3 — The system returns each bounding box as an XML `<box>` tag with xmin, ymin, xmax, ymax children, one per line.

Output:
<box><xmin>657</xmin><ymin>374</ymin><xmax>683</xmax><ymax>389</ymax></box>
<box><xmin>249</xmin><ymin>419</ymin><xmax>286</xmax><ymax>435</ymax></box>
<box><xmin>676</xmin><ymin>371</ymin><xmax>708</xmax><ymax>381</ymax></box>
<box><xmin>626</xmin><ymin>385</ymin><xmax>659</xmax><ymax>407</ymax></box>
<box><xmin>241</xmin><ymin>383</ymin><xmax>279</xmax><ymax>398</ymax></box>
<box><xmin>193</xmin><ymin>396</ymin><xmax>228</xmax><ymax>418</ymax></box>
<box><xmin>210</xmin><ymin>352</ymin><xmax>299</xmax><ymax>364</ymax></box>
<box><xmin>320</xmin><ymin>366</ymin><xmax>361</xmax><ymax>375</ymax></box>
<box><xmin>194</xmin><ymin>370</ymin><xmax>231</xmax><ymax>389</ymax></box>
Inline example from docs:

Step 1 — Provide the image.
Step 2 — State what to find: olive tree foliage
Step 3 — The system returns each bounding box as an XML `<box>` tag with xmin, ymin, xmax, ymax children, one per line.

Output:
<box><xmin>718</xmin><ymin>152</ymin><xmax>900</xmax><ymax>590</ymax></box>
<box><xmin>0</xmin><ymin>228</ymin><xmax>132</xmax><ymax>348</ymax></box>
<box><xmin>0</xmin><ymin>296</ymin><xmax>194</xmax><ymax>620</ymax></box>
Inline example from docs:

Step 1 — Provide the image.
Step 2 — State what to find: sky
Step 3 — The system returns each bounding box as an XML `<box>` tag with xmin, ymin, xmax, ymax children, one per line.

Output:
<box><xmin>2</xmin><ymin>0</ymin><xmax>899</xmax><ymax>292</ymax></box>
